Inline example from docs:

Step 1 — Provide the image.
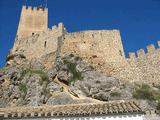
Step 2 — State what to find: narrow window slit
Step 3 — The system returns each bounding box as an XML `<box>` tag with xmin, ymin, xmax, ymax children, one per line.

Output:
<box><xmin>44</xmin><ymin>41</ymin><xmax>47</xmax><ymax>47</ymax></box>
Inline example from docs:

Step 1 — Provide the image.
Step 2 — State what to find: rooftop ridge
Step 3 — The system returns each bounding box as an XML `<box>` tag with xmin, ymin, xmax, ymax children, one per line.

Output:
<box><xmin>0</xmin><ymin>100</ymin><xmax>143</xmax><ymax>119</ymax></box>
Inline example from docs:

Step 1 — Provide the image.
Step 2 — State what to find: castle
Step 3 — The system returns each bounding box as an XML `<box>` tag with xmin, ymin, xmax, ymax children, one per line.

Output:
<box><xmin>9</xmin><ymin>5</ymin><xmax>160</xmax><ymax>85</ymax></box>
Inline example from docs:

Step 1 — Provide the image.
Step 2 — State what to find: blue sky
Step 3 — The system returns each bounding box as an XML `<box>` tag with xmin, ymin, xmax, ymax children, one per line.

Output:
<box><xmin>0</xmin><ymin>0</ymin><xmax>160</xmax><ymax>68</ymax></box>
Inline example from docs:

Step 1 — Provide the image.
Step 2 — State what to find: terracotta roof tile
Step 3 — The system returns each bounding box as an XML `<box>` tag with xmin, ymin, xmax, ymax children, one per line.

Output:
<box><xmin>0</xmin><ymin>100</ymin><xmax>144</xmax><ymax>119</ymax></box>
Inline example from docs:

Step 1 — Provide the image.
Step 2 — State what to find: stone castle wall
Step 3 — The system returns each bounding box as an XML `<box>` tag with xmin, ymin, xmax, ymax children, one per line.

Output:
<box><xmin>111</xmin><ymin>42</ymin><xmax>160</xmax><ymax>84</ymax></box>
<box><xmin>10</xmin><ymin>21</ymin><xmax>160</xmax><ymax>84</ymax></box>
<box><xmin>61</xmin><ymin>31</ymin><xmax>160</xmax><ymax>84</ymax></box>
<box><xmin>17</xmin><ymin>6</ymin><xmax>48</xmax><ymax>39</ymax></box>
<box><xmin>10</xmin><ymin>23</ymin><xmax>65</xmax><ymax>69</ymax></box>
<box><xmin>11</xmin><ymin>5</ymin><xmax>127</xmax><ymax>73</ymax></box>
<box><xmin>9</xmin><ymin>5</ymin><xmax>160</xmax><ymax>84</ymax></box>
<box><xmin>61</xmin><ymin>30</ymin><xmax>126</xmax><ymax>75</ymax></box>
<box><xmin>11</xmin><ymin>26</ymin><xmax>126</xmax><ymax>71</ymax></box>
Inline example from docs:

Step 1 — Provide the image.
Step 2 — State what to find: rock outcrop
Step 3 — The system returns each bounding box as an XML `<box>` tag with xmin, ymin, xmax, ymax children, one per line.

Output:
<box><xmin>0</xmin><ymin>54</ymin><xmax>134</xmax><ymax>108</ymax></box>
<box><xmin>0</xmin><ymin>53</ymin><xmax>159</xmax><ymax>113</ymax></box>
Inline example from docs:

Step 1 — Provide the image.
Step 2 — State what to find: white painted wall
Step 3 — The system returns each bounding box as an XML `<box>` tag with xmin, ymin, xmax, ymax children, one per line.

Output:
<box><xmin>50</xmin><ymin>115</ymin><xmax>144</xmax><ymax>120</ymax></box>
<box><xmin>8</xmin><ymin>114</ymin><xmax>144</xmax><ymax>120</ymax></box>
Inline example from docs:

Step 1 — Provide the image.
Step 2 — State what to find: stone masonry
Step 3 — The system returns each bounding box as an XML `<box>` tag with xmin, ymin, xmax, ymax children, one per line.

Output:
<box><xmin>8</xmin><ymin>5</ymin><xmax>160</xmax><ymax>84</ymax></box>
<box><xmin>17</xmin><ymin>6</ymin><xmax>48</xmax><ymax>39</ymax></box>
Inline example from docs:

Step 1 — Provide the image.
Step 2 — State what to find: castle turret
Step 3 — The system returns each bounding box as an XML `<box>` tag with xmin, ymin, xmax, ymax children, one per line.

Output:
<box><xmin>17</xmin><ymin>6</ymin><xmax>48</xmax><ymax>38</ymax></box>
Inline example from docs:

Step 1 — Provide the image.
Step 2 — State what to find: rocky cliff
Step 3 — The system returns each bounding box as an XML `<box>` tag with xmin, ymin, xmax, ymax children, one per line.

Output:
<box><xmin>0</xmin><ymin>53</ymin><xmax>160</xmax><ymax>113</ymax></box>
<box><xmin>0</xmin><ymin>53</ymin><xmax>131</xmax><ymax>106</ymax></box>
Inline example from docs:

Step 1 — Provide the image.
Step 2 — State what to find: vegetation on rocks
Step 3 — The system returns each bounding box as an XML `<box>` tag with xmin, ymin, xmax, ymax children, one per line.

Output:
<box><xmin>134</xmin><ymin>84</ymin><xmax>160</xmax><ymax>100</ymax></box>
<box><xmin>110</xmin><ymin>92</ymin><xmax>121</xmax><ymax>97</ymax></box>
<box><xmin>63</xmin><ymin>59</ymin><xmax>83</xmax><ymax>85</ymax></box>
<box><xmin>1</xmin><ymin>53</ymin><xmax>160</xmax><ymax>113</ymax></box>
<box><xmin>19</xmin><ymin>83</ymin><xmax>28</xmax><ymax>98</ymax></box>
<box><xmin>20</xmin><ymin>68</ymin><xmax>49</xmax><ymax>85</ymax></box>
<box><xmin>133</xmin><ymin>84</ymin><xmax>155</xmax><ymax>100</ymax></box>
<box><xmin>0</xmin><ymin>67</ymin><xmax>8</xmax><ymax>72</ymax></box>
<box><xmin>31</xmin><ymin>70</ymin><xmax>49</xmax><ymax>85</ymax></box>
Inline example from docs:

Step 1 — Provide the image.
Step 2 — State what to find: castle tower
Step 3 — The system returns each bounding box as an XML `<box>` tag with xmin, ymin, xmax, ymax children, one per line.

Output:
<box><xmin>16</xmin><ymin>6</ymin><xmax>48</xmax><ymax>38</ymax></box>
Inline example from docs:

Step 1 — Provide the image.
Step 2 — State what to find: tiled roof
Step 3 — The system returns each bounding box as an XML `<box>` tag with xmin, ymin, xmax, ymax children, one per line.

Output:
<box><xmin>0</xmin><ymin>100</ymin><xmax>143</xmax><ymax>119</ymax></box>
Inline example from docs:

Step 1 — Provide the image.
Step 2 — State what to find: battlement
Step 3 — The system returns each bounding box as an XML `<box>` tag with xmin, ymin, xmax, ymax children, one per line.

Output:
<box><xmin>47</xmin><ymin>23</ymin><xmax>66</xmax><ymax>36</ymax></box>
<box><xmin>127</xmin><ymin>41</ymin><xmax>160</xmax><ymax>59</ymax></box>
<box><xmin>22</xmin><ymin>6</ymin><xmax>48</xmax><ymax>12</ymax></box>
<box><xmin>17</xmin><ymin>5</ymin><xmax>48</xmax><ymax>38</ymax></box>
<box><xmin>128</xmin><ymin>52</ymin><xmax>136</xmax><ymax>59</ymax></box>
<box><xmin>51</xmin><ymin>25</ymin><xmax>57</xmax><ymax>30</ymax></box>
<box><xmin>147</xmin><ymin>44</ymin><xmax>155</xmax><ymax>53</ymax></box>
<box><xmin>137</xmin><ymin>49</ymin><xmax>145</xmax><ymax>57</ymax></box>
<box><xmin>158</xmin><ymin>41</ymin><xmax>160</xmax><ymax>47</ymax></box>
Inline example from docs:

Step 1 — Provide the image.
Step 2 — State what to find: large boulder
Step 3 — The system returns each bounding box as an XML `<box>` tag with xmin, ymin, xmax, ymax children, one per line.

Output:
<box><xmin>50</xmin><ymin>54</ymin><xmax>134</xmax><ymax>101</ymax></box>
<box><xmin>47</xmin><ymin>92</ymin><xmax>75</xmax><ymax>105</ymax></box>
<box><xmin>69</xmin><ymin>70</ymin><xmax>134</xmax><ymax>101</ymax></box>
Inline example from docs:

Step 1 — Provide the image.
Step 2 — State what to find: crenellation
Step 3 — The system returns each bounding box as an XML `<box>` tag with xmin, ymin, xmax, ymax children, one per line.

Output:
<box><xmin>137</xmin><ymin>49</ymin><xmax>145</xmax><ymax>57</ymax></box>
<box><xmin>37</xmin><ymin>7</ymin><xmax>46</xmax><ymax>12</ymax></box>
<box><xmin>58</xmin><ymin>22</ymin><xmax>64</xmax><ymax>27</ymax></box>
<box><xmin>47</xmin><ymin>28</ymin><xmax>51</xmax><ymax>31</ymax></box>
<box><xmin>113</xmin><ymin>29</ymin><xmax>119</xmax><ymax>32</ymax></box>
<box><xmin>128</xmin><ymin>52</ymin><xmax>136</xmax><ymax>59</ymax></box>
<box><xmin>52</xmin><ymin>25</ymin><xmax>57</xmax><ymax>30</ymax></box>
<box><xmin>58</xmin><ymin>22</ymin><xmax>64</xmax><ymax>31</ymax></box>
<box><xmin>33</xmin><ymin>7</ymin><xmax>37</xmax><ymax>11</ymax></box>
<box><xmin>58</xmin><ymin>22</ymin><xmax>65</xmax><ymax>35</ymax></box>
<box><xmin>27</xmin><ymin>6</ymin><xmax>33</xmax><ymax>10</ymax></box>
<box><xmin>37</xmin><ymin>7</ymin><xmax>43</xmax><ymax>11</ymax></box>
<box><xmin>44</xmin><ymin>8</ymin><xmax>48</xmax><ymax>11</ymax></box>
<box><xmin>16</xmin><ymin>5</ymin><xmax>48</xmax><ymax>39</ymax></box>
<box><xmin>22</xmin><ymin>6</ymin><xmax>27</xmax><ymax>10</ymax></box>
<box><xmin>24</xmin><ymin>6</ymin><xmax>47</xmax><ymax>12</ymax></box>
<box><xmin>147</xmin><ymin>44</ymin><xmax>155</xmax><ymax>53</ymax></box>
<box><xmin>158</xmin><ymin>41</ymin><xmax>160</xmax><ymax>47</ymax></box>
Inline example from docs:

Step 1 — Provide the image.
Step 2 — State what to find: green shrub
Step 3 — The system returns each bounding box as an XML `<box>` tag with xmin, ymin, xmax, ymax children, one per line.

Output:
<box><xmin>0</xmin><ymin>67</ymin><xmax>8</xmax><ymax>72</ymax></box>
<box><xmin>19</xmin><ymin>83</ymin><xmax>28</xmax><ymax>98</ymax></box>
<box><xmin>32</xmin><ymin>70</ymin><xmax>49</xmax><ymax>82</ymax></box>
<box><xmin>133</xmin><ymin>84</ymin><xmax>155</xmax><ymax>100</ymax></box>
<box><xmin>30</xmin><ymin>70</ymin><xmax>49</xmax><ymax>85</ymax></box>
<box><xmin>153</xmin><ymin>90</ymin><xmax>160</xmax><ymax>101</ymax></box>
<box><xmin>8</xmin><ymin>91</ymin><xmax>12</xmax><ymax>97</ymax></box>
<box><xmin>63</xmin><ymin>59</ymin><xmax>83</xmax><ymax>85</ymax></box>
<box><xmin>19</xmin><ymin>69</ymin><xmax>30</xmax><ymax>80</ymax></box>
<box><xmin>157</xmin><ymin>101</ymin><xmax>160</xmax><ymax>110</ymax></box>
<box><xmin>19</xmin><ymin>69</ymin><xmax>49</xmax><ymax>85</ymax></box>
<box><xmin>153</xmin><ymin>84</ymin><xmax>160</xmax><ymax>89</ymax></box>
<box><xmin>133</xmin><ymin>84</ymin><xmax>160</xmax><ymax>112</ymax></box>
<box><xmin>110</xmin><ymin>92</ymin><xmax>121</xmax><ymax>97</ymax></box>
